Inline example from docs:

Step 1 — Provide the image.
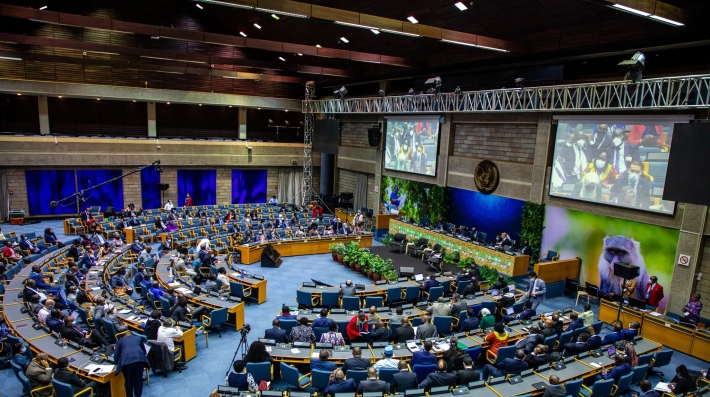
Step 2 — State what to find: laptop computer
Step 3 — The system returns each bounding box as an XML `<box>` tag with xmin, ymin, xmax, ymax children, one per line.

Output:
<box><xmin>505</xmin><ymin>307</ymin><xmax>514</xmax><ymax>315</ymax></box>
<box><xmin>414</xmin><ymin>274</ymin><xmax>424</xmax><ymax>282</ymax></box>
<box><xmin>489</xmin><ymin>289</ymin><xmax>499</xmax><ymax>297</ymax></box>
<box><xmin>607</xmin><ymin>346</ymin><xmax>617</xmax><ymax>357</ymax></box>
<box><xmin>508</xmin><ymin>285</ymin><xmax>515</xmax><ymax>292</ymax></box>
<box><xmin>532</xmin><ymin>382</ymin><xmax>548</xmax><ymax>390</ymax></box>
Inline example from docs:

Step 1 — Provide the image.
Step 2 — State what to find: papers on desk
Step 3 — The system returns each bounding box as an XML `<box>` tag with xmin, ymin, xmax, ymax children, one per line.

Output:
<box><xmin>290</xmin><ymin>348</ymin><xmax>301</xmax><ymax>354</ymax></box>
<box><xmin>265</xmin><ymin>346</ymin><xmax>272</xmax><ymax>352</ymax></box>
<box><xmin>118</xmin><ymin>309</ymin><xmax>132</xmax><ymax>314</ymax></box>
<box><xmin>654</xmin><ymin>382</ymin><xmax>671</xmax><ymax>392</ymax></box>
<box><xmin>85</xmin><ymin>364</ymin><xmax>115</xmax><ymax>374</ymax></box>
<box><xmin>311</xmin><ymin>352</ymin><xmax>320</xmax><ymax>358</ymax></box>
<box><xmin>589</xmin><ymin>362</ymin><xmax>602</xmax><ymax>368</ymax></box>
<box><xmin>649</xmin><ymin>312</ymin><xmax>662</xmax><ymax>317</ymax></box>
<box><xmin>176</xmin><ymin>287</ymin><xmax>192</xmax><ymax>294</ymax></box>
<box><xmin>168</xmin><ymin>282</ymin><xmax>182</xmax><ymax>288</ymax></box>
<box><xmin>432</xmin><ymin>342</ymin><xmax>450</xmax><ymax>352</ymax></box>
<box><xmin>407</xmin><ymin>342</ymin><xmax>420</xmax><ymax>352</ymax></box>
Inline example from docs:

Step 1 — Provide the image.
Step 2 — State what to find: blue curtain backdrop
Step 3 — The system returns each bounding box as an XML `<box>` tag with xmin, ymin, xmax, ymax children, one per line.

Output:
<box><xmin>141</xmin><ymin>167</ymin><xmax>162</xmax><ymax>210</ymax></box>
<box><xmin>178</xmin><ymin>169</ymin><xmax>216</xmax><ymax>206</ymax></box>
<box><xmin>232</xmin><ymin>169</ymin><xmax>267</xmax><ymax>204</ymax></box>
<box><xmin>25</xmin><ymin>170</ymin><xmax>77</xmax><ymax>216</ymax></box>
<box><xmin>76</xmin><ymin>170</ymin><xmax>124</xmax><ymax>212</ymax></box>
<box><xmin>448</xmin><ymin>187</ymin><xmax>525</xmax><ymax>243</ymax></box>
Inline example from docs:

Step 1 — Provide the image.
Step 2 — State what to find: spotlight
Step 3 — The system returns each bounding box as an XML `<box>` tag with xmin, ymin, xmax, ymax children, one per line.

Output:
<box><xmin>378</xmin><ymin>90</ymin><xmax>385</xmax><ymax>98</ymax></box>
<box><xmin>254</xmin><ymin>23</ymin><xmax>261</xmax><ymax>29</ymax></box>
<box><xmin>333</xmin><ymin>86</ymin><xmax>348</xmax><ymax>100</ymax></box>
<box><xmin>284</xmin><ymin>120</ymin><xmax>290</xmax><ymax>126</ymax></box>
<box><xmin>39</xmin><ymin>5</ymin><xmax>48</xmax><ymax>10</ymax></box>
<box><xmin>408</xmin><ymin>88</ymin><xmax>415</xmax><ymax>95</ymax></box>
<box><xmin>425</xmin><ymin>76</ymin><xmax>442</xmax><ymax>94</ymax></box>
<box><xmin>239</xmin><ymin>31</ymin><xmax>247</xmax><ymax>37</ymax></box>
<box><xmin>454</xmin><ymin>86</ymin><xmax>461</xmax><ymax>94</ymax></box>
<box><xmin>196</xmin><ymin>3</ymin><xmax>203</xmax><ymax>9</ymax></box>
<box><xmin>515</xmin><ymin>77</ymin><xmax>525</xmax><ymax>88</ymax></box>
<box><xmin>268</xmin><ymin>119</ymin><xmax>274</xmax><ymax>126</ymax></box>
<box><xmin>299</xmin><ymin>121</ymin><xmax>304</xmax><ymax>126</ymax></box>
<box><xmin>618</xmin><ymin>52</ymin><xmax>646</xmax><ymax>83</ymax></box>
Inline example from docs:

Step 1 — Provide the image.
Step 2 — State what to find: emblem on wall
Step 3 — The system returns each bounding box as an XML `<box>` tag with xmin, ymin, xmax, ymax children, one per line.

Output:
<box><xmin>474</xmin><ymin>160</ymin><xmax>500</xmax><ymax>194</ymax></box>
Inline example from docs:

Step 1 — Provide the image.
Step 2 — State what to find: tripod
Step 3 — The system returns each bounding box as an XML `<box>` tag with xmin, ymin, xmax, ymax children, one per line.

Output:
<box><xmin>225</xmin><ymin>328</ymin><xmax>250</xmax><ymax>378</ymax></box>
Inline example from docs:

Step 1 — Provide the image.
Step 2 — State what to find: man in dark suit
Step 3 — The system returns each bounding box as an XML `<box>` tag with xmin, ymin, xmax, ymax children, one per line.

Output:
<box><xmin>370</xmin><ymin>321</ymin><xmax>393</xmax><ymax>342</ymax></box>
<box><xmin>564</xmin><ymin>312</ymin><xmax>584</xmax><ymax>332</ymax></box>
<box><xmin>515</xmin><ymin>325</ymin><xmax>543</xmax><ymax>354</ymax></box>
<box><xmin>421</xmin><ymin>274</ymin><xmax>440</xmax><ymax>293</ymax></box>
<box><xmin>410</xmin><ymin>340</ymin><xmax>437</xmax><ymax>367</ymax></box>
<box><xmin>323</xmin><ymin>369</ymin><xmax>356</xmax><ymax>395</ymax></box>
<box><xmin>622</xmin><ymin>322</ymin><xmax>641</xmax><ymax>340</ymax></box>
<box><xmin>543</xmin><ymin>375</ymin><xmax>567</xmax><ymax>397</ymax></box>
<box><xmin>551</xmin><ymin>314</ymin><xmax>564</xmax><ymax>336</ymax></box>
<box><xmin>154</xmin><ymin>216</ymin><xmax>167</xmax><ymax>232</ymax></box>
<box><xmin>450</xmin><ymin>293</ymin><xmax>468</xmax><ymax>320</ymax></box>
<box><xmin>601</xmin><ymin>323</ymin><xmax>624</xmax><ymax>345</ymax></box>
<box><xmin>503</xmin><ymin>300</ymin><xmax>536</xmax><ymax>323</ymax></box>
<box><xmin>462</xmin><ymin>278</ymin><xmax>481</xmax><ymax>296</ymax></box>
<box><xmin>311</xmin><ymin>309</ymin><xmax>335</xmax><ymax>329</ymax></box>
<box><xmin>114</xmin><ymin>331</ymin><xmax>148</xmax><ymax>397</ymax></box>
<box><xmin>419</xmin><ymin>359</ymin><xmax>456</xmax><ymax>389</ymax></box>
<box><xmin>390</xmin><ymin>361</ymin><xmax>418</xmax><ymax>393</ymax></box>
<box><xmin>594</xmin><ymin>354</ymin><xmax>631</xmax><ymax>383</ymax></box>
<box><xmin>341</xmin><ymin>347</ymin><xmax>370</xmax><ymax>374</ymax></box>
<box><xmin>638</xmin><ymin>379</ymin><xmax>662</xmax><ymax>397</ymax></box>
<box><xmin>394</xmin><ymin>317</ymin><xmax>415</xmax><ymax>343</ymax></box>
<box><xmin>454</xmin><ymin>356</ymin><xmax>480</xmax><ymax>384</ymax></box>
<box><xmin>415</xmin><ymin>316</ymin><xmax>438</xmax><ymax>340</ymax></box>
<box><xmin>264</xmin><ymin>319</ymin><xmax>288</xmax><ymax>343</ymax></box>
<box><xmin>482</xmin><ymin>349</ymin><xmax>529</xmax><ymax>380</ymax></box>
<box><xmin>339</xmin><ymin>280</ymin><xmax>357</xmax><ymax>297</ymax></box>
<box><xmin>459</xmin><ymin>308</ymin><xmax>481</xmax><ymax>333</ymax></box>
<box><xmin>117</xmin><ymin>218</ymin><xmax>129</xmax><ymax>231</ymax></box>
<box><xmin>357</xmin><ymin>367</ymin><xmax>389</xmax><ymax>393</ymax></box>
<box><xmin>561</xmin><ymin>333</ymin><xmax>590</xmax><ymax>357</ymax></box>
<box><xmin>585</xmin><ymin>326</ymin><xmax>602</xmax><ymax>350</ymax></box>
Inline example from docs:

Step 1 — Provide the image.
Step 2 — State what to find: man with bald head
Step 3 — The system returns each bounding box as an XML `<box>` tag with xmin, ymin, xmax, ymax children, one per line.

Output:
<box><xmin>416</xmin><ymin>315</ymin><xmax>438</xmax><ymax>339</ymax></box>
<box><xmin>340</xmin><ymin>280</ymin><xmax>356</xmax><ymax>297</ymax></box>
<box><xmin>544</xmin><ymin>374</ymin><xmax>567</xmax><ymax>397</ymax></box>
<box><xmin>395</xmin><ymin>316</ymin><xmax>415</xmax><ymax>342</ymax></box>
<box><xmin>342</xmin><ymin>346</ymin><xmax>370</xmax><ymax>373</ymax></box>
<box><xmin>370</xmin><ymin>320</ymin><xmax>393</xmax><ymax>342</ymax></box>
<box><xmin>357</xmin><ymin>367</ymin><xmax>389</xmax><ymax>393</ymax></box>
<box><xmin>324</xmin><ymin>368</ymin><xmax>356</xmax><ymax>394</ymax></box>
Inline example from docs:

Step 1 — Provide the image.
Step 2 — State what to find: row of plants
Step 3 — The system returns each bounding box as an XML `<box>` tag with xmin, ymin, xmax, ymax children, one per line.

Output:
<box><xmin>329</xmin><ymin>242</ymin><xmax>398</xmax><ymax>281</ymax></box>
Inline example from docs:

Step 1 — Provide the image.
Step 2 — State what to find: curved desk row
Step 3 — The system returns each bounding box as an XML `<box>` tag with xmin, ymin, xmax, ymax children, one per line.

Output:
<box><xmin>237</xmin><ymin>234</ymin><xmax>372</xmax><ymax>265</ymax></box>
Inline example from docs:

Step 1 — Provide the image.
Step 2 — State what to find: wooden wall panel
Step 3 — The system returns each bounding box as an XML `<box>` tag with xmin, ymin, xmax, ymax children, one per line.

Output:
<box><xmin>0</xmin><ymin>94</ymin><xmax>40</xmax><ymax>134</ymax></box>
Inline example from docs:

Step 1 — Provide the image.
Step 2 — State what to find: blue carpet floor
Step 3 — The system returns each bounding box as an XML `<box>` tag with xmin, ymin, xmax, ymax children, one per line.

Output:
<box><xmin>1</xmin><ymin>220</ymin><xmax>707</xmax><ymax>397</ymax></box>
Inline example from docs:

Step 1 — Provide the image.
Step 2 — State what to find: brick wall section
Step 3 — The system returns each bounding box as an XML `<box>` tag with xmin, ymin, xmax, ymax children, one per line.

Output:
<box><xmin>7</xmin><ymin>168</ymin><xmax>29</xmax><ymax>215</ymax></box>
<box><xmin>267</xmin><ymin>168</ymin><xmax>279</xmax><ymax>198</ymax></box>
<box><xmin>122</xmin><ymin>168</ymin><xmax>142</xmax><ymax>210</ymax></box>
<box><xmin>698</xmin><ymin>239</ymin><xmax>710</xmax><ymax>319</ymax></box>
<box><xmin>337</xmin><ymin>169</ymin><xmax>376</xmax><ymax>210</ymax></box>
<box><xmin>453</xmin><ymin>123</ymin><xmax>537</xmax><ymax>164</ymax></box>
<box><xmin>160</xmin><ymin>168</ymin><xmax>178</xmax><ymax>206</ymax></box>
<box><xmin>340</xmin><ymin>122</ymin><xmax>371</xmax><ymax>148</ymax></box>
<box><xmin>216</xmin><ymin>168</ymin><xmax>232</xmax><ymax>205</ymax></box>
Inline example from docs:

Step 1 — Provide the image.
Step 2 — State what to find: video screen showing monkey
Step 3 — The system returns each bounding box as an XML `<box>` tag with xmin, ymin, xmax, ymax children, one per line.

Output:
<box><xmin>549</xmin><ymin>115</ymin><xmax>692</xmax><ymax>214</ymax></box>
<box><xmin>384</xmin><ymin>116</ymin><xmax>440</xmax><ymax>176</ymax></box>
<box><xmin>541</xmin><ymin>206</ymin><xmax>680</xmax><ymax>313</ymax></box>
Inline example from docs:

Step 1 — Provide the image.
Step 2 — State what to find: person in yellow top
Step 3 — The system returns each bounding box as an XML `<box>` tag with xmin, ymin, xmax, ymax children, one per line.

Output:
<box><xmin>622</xmin><ymin>278</ymin><xmax>637</xmax><ymax>299</ymax></box>
<box><xmin>582</xmin><ymin>151</ymin><xmax>619</xmax><ymax>189</ymax></box>
<box><xmin>397</xmin><ymin>139</ymin><xmax>413</xmax><ymax>171</ymax></box>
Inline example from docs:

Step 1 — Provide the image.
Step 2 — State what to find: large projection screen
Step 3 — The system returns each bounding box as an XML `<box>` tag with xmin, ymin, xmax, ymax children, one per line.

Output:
<box><xmin>549</xmin><ymin>115</ymin><xmax>692</xmax><ymax>214</ymax></box>
<box><xmin>384</xmin><ymin>116</ymin><xmax>440</xmax><ymax>176</ymax></box>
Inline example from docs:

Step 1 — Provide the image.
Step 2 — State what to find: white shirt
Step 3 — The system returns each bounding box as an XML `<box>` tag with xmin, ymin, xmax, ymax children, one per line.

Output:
<box><xmin>157</xmin><ymin>326</ymin><xmax>183</xmax><ymax>352</ymax></box>
<box><xmin>164</xmin><ymin>202</ymin><xmax>174</xmax><ymax>211</ymax></box>
<box><xmin>217</xmin><ymin>274</ymin><xmax>230</xmax><ymax>288</ymax></box>
<box><xmin>38</xmin><ymin>307</ymin><xmax>51</xmax><ymax>323</ymax></box>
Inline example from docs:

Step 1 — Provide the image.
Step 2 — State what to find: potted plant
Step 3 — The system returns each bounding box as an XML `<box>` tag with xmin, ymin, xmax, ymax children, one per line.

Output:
<box><xmin>343</xmin><ymin>241</ymin><xmax>360</xmax><ymax>267</ymax></box>
<box><xmin>457</xmin><ymin>256</ymin><xmax>473</xmax><ymax>270</ymax></box>
<box><xmin>443</xmin><ymin>251</ymin><xmax>460</xmax><ymax>265</ymax></box>
<box><xmin>328</xmin><ymin>243</ymin><xmax>338</xmax><ymax>261</ymax></box>
<box><xmin>382</xmin><ymin>233</ymin><xmax>394</xmax><ymax>246</ymax></box>
<box><xmin>333</xmin><ymin>243</ymin><xmax>346</xmax><ymax>264</ymax></box>
<box><xmin>360</xmin><ymin>252</ymin><xmax>374</xmax><ymax>276</ymax></box>
<box><xmin>371</xmin><ymin>257</ymin><xmax>394</xmax><ymax>282</ymax></box>
<box><xmin>382</xmin><ymin>267</ymin><xmax>399</xmax><ymax>282</ymax></box>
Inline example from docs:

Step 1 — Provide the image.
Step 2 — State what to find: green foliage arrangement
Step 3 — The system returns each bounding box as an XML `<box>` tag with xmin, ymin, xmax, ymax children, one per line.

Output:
<box><xmin>381</xmin><ymin>176</ymin><xmax>449</xmax><ymax>222</ymax></box>
<box><xmin>382</xmin><ymin>233</ymin><xmax>394</xmax><ymax>246</ymax></box>
<box><xmin>331</xmin><ymin>243</ymin><xmax>347</xmax><ymax>256</ymax></box>
<box><xmin>479</xmin><ymin>265</ymin><xmax>516</xmax><ymax>285</ymax></box>
<box><xmin>521</xmin><ymin>201</ymin><xmax>545</xmax><ymax>265</ymax></box>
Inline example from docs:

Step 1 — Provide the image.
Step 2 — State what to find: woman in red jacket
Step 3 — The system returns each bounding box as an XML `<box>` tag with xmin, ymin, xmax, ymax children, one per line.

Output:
<box><xmin>485</xmin><ymin>322</ymin><xmax>509</xmax><ymax>356</ymax></box>
<box><xmin>345</xmin><ymin>312</ymin><xmax>369</xmax><ymax>342</ymax></box>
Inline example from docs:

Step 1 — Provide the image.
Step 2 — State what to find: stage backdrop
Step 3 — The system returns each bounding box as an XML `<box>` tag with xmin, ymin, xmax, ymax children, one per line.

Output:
<box><xmin>25</xmin><ymin>170</ymin><xmax>77</xmax><ymax>216</ymax></box>
<box><xmin>448</xmin><ymin>187</ymin><xmax>524</xmax><ymax>244</ymax></box>
<box><xmin>76</xmin><ymin>170</ymin><xmax>124</xmax><ymax>212</ymax></box>
<box><xmin>541</xmin><ymin>206</ymin><xmax>679</xmax><ymax>312</ymax></box>
<box><xmin>381</xmin><ymin>176</ymin><xmax>448</xmax><ymax>223</ymax></box>
<box><xmin>141</xmin><ymin>167</ymin><xmax>162</xmax><ymax>210</ymax></box>
<box><xmin>232</xmin><ymin>169</ymin><xmax>267</xmax><ymax>204</ymax></box>
<box><xmin>178</xmin><ymin>169</ymin><xmax>216</xmax><ymax>206</ymax></box>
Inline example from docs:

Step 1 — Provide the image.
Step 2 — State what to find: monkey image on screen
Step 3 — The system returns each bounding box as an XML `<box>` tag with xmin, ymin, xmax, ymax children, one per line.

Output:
<box><xmin>597</xmin><ymin>236</ymin><xmax>650</xmax><ymax>301</ymax></box>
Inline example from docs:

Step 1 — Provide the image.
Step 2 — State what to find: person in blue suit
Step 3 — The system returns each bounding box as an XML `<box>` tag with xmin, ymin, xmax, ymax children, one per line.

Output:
<box><xmin>78</xmin><ymin>248</ymin><xmax>97</xmax><ymax>270</ymax></box>
<box><xmin>410</xmin><ymin>341</ymin><xmax>437</xmax><ymax>367</ymax></box>
<box><xmin>503</xmin><ymin>300</ymin><xmax>536</xmax><ymax>323</ymax></box>
<box><xmin>264</xmin><ymin>319</ymin><xmax>288</xmax><ymax>343</ymax></box>
<box><xmin>585</xmin><ymin>326</ymin><xmax>602</xmax><ymax>350</ymax></box>
<box><xmin>561</xmin><ymin>333</ymin><xmax>590</xmax><ymax>357</ymax></box>
<box><xmin>594</xmin><ymin>354</ymin><xmax>631</xmax><ymax>382</ymax></box>
<box><xmin>114</xmin><ymin>332</ymin><xmax>148</xmax><ymax>397</ymax></box>
<box><xmin>459</xmin><ymin>308</ymin><xmax>481</xmax><ymax>333</ymax></box>
<box><xmin>28</xmin><ymin>265</ymin><xmax>61</xmax><ymax>297</ymax></box>
<box><xmin>19</xmin><ymin>234</ymin><xmax>42</xmax><ymax>254</ymax></box>
<box><xmin>621</xmin><ymin>322</ymin><xmax>640</xmax><ymax>340</ymax></box>
<box><xmin>601</xmin><ymin>323</ymin><xmax>624</xmax><ymax>345</ymax></box>
<box><xmin>421</xmin><ymin>274</ymin><xmax>439</xmax><ymax>293</ymax></box>
<box><xmin>311</xmin><ymin>309</ymin><xmax>334</xmax><ymax>329</ymax></box>
<box><xmin>311</xmin><ymin>349</ymin><xmax>337</xmax><ymax>372</ymax></box>
<box><xmin>482</xmin><ymin>349</ymin><xmax>529</xmax><ymax>380</ymax></box>
<box><xmin>277</xmin><ymin>306</ymin><xmax>297</xmax><ymax>321</ymax></box>
<box><xmin>564</xmin><ymin>312</ymin><xmax>585</xmax><ymax>332</ymax></box>
<box><xmin>323</xmin><ymin>369</ymin><xmax>356</xmax><ymax>395</ymax></box>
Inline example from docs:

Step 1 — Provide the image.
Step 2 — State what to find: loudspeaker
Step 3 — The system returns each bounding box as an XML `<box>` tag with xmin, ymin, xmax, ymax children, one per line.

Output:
<box><xmin>613</xmin><ymin>262</ymin><xmax>640</xmax><ymax>279</ymax></box>
<box><xmin>664</xmin><ymin>122</ymin><xmax>710</xmax><ymax>206</ymax></box>
<box><xmin>158</xmin><ymin>183</ymin><xmax>170</xmax><ymax>191</ymax></box>
<box><xmin>261</xmin><ymin>245</ymin><xmax>283</xmax><ymax>268</ymax></box>
<box><xmin>368</xmin><ymin>127</ymin><xmax>381</xmax><ymax>147</ymax></box>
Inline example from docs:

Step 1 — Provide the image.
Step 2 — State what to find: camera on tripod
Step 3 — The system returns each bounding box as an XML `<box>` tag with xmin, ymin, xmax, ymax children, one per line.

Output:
<box><xmin>240</xmin><ymin>324</ymin><xmax>251</xmax><ymax>337</ymax></box>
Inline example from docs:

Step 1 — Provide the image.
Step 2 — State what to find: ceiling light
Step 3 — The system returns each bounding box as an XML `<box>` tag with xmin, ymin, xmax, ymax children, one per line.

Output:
<box><xmin>199</xmin><ymin>104</ymin><xmax>202</xmax><ymax>106</ymax></box>
<box><xmin>39</xmin><ymin>6</ymin><xmax>48</xmax><ymax>10</ymax></box>
<box><xmin>335</xmin><ymin>21</ymin><xmax>378</xmax><ymax>30</ymax></box>
<box><xmin>297</xmin><ymin>53</ymin><xmax>302</xmax><ymax>56</ymax></box>
<box><xmin>649</xmin><ymin>15</ymin><xmax>684</xmax><ymax>26</ymax></box>
<box><xmin>611</xmin><ymin>4</ymin><xmax>650</xmax><ymax>17</ymax></box>
<box><xmin>258</xmin><ymin>107</ymin><xmax>261</xmax><ymax>110</ymax></box>
<box><xmin>340</xmin><ymin>37</ymin><xmax>349</xmax><ymax>43</ymax></box>
<box><xmin>380</xmin><ymin>29</ymin><xmax>421</xmax><ymax>37</ymax></box>
<box><xmin>151</xmin><ymin>36</ymin><xmax>160</xmax><ymax>40</ymax></box>
<box><xmin>0</xmin><ymin>56</ymin><xmax>22</xmax><ymax>61</ymax></box>
<box><xmin>454</xmin><ymin>2</ymin><xmax>467</xmax><ymax>11</ymax></box>
<box><xmin>192</xmin><ymin>0</ymin><xmax>253</xmax><ymax>10</ymax></box>
<box><xmin>441</xmin><ymin>39</ymin><xmax>509</xmax><ymax>52</ymax></box>
<box><xmin>16</xmin><ymin>93</ymin><xmax>21</xmax><ymax>95</ymax></box>
<box><xmin>196</xmin><ymin>3</ymin><xmax>203</xmax><ymax>9</ymax></box>
<box><xmin>370</xmin><ymin>29</ymin><xmax>380</xmax><ymax>34</ymax></box>
<box><xmin>285</xmin><ymin>110</ymin><xmax>289</xmax><ymax>112</ymax></box>
<box><xmin>271</xmin><ymin>14</ymin><xmax>280</xmax><ymax>20</ymax></box>
<box><xmin>407</xmin><ymin>16</ymin><xmax>418</xmax><ymax>24</ymax></box>
<box><xmin>167</xmin><ymin>102</ymin><xmax>170</xmax><ymax>104</ymax></box>
<box><xmin>132</xmin><ymin>100</ymin><xmax>136</xmax><ymax>102</ymax></box>
<box><xmin>254</xmin><ymin>23</ymin><xmax>261</xmax><ymax>29</ymax></box>
<box><xmin>255</xmin><ymin>8</ymin><xmax>308</xmax><ymax>18</ymax></box>
<box><xmin>316</xmin><ymin>44</ymin><xmax>322</xmax><ymax>48</ymax></box>
<box><xmin>96</xmin><ymin>98</ymin><xmax>100</xmax><ymax>100</ymax></box>
<box><xmin>239</xmin><ymin>31</ymin><xmax>247</xmax><ymax>37</ymax></box>
<box><xmin>58</xmin><ymin>96</ymin><xmax>62</xmax><ymax>98</ymax></box>
<box><xmin>229</xmin><ymin>105</ymin><xmax>232</xmax><ymax>107</ymax></box>
<box><xmin>279</xmin><ymin>57</ymin><xmax>285</xmax><ymax>61</ymax></box>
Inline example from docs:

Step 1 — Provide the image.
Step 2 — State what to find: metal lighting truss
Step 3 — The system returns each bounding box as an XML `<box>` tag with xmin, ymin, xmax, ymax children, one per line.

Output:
<box><xmin>303</xmin><ymin>75</ymin><xmax>710</xmax><ymax>114</ymax></box>
<box><xmin>302</xmin><ymin>81</ymin><xmax>316</xmax><ymax>203</ymax></box>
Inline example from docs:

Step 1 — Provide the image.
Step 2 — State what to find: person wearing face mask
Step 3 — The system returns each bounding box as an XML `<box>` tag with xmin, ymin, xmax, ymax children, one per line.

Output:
<box><xmin>609</xmin><ymin>161</ymin><xmax>650</xmax><ymax>208</ymax></box>
<box><xmin>397</xmin><ymin>138</ymin><xmax>413</xmax><ymax>171</ymax></box>
<box><xmin>572</xmin><ymin>172</ymin><xmax>602</xmax><ymax>202</ymax></box>
<box><xmin>589</xmin><ymin>123</ymin><xmax>614</xmax><ymax>159</ymax></box>
<box><xmin>560</xmin><ymin>132</ymin><xmax>588</xmax><ymax>182</ymax></box>
<box><xmin>680</xmin><ymin>293</ymin><xmax>702</xmax><ymax>326</ymax></box>
<box><xmin>583</xmin><ymin>151</ymin><xmax>619</xmax><ymax>189</ymax></box>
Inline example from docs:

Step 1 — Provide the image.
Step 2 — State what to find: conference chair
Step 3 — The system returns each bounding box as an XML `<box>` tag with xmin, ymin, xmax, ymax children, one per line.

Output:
<box><xmin>611</xmin><ymin>372</ymin><xmax>634</xmax><ymax>396</ymax></box>
<box><xmin>13</xmin><ymin>361</ymin><xmax>53</xmax><ymax>397</ymax></box>
<box><xmin>453</xmin><ymin>280</ymin><xmax>470</xmax><ymax>294</ymax></box>
<box><xmin>385</xmin><ymin>286</ymin><xmax>403</xmax><ymax>305</ymax></box>
<box><xmin>389</xmin><ymin>322</ymin><xmax>401</xmax><ymax>334</ymax></box>
<box><xmin>650</xmin><ymin>350</ymin><xmax>674</xmax><ymax>380</ymax></box>
<box><xmin>279</xmin><ymin>361</ymin><xmax>311</xmax><ymax>391</ymax></box>
<box><xmin>100</xmin><ymin>317</ymin><xmax>118</xmax><ymax>343</ymax></box>
<box><xmin>426</xmin><ymin>254</ymin><xmax>444</xmax><ymax>273</ymax></box>
<box><xmin>404</xmin><ymin>286</ymin><xmax>421</xmax><ymax>303</ymax></box>
<box><xmin>573</xmin><ymin>326</ymin><xmax>586</xmax><ymax>340</ymax></box>
<box><xmin>411</xmin><ymin>316</ymin><xmax>423</xmax><ymax>327</ymax></box>
<box><xmin>592</xmin><ymin>321</ymin><xmax>604</xmax><ymax>335</ymax></box>
<box><xmin>464</xmin><ymin>346</ymin><xmax>482</xmax><ymax>363</ymax></box>
<box><xmin>584</xmin><ymin>282</ymin><xmax>601</xmax><ymax>306</ymax></box>
<box><xmin>53</xmin><ymin>378</ymin><xmax>93</xmax><ymax>397</ymax></box>
<box><xmin>280</xmin><ymin>319</ymin><xmax>298</xmax><ymax>336</ymax></box>
<box><xmin>365</xmin><ymin>296</ymin><xmax>383</xmax><ymax>308</ymax></box>
<box><xmin>311</xmin><ymin>369</ymin><xmax>333</xmax><ymax>391</ymax></box>
<box><xmin>412</xmin><ymin>364</ymin><xmax>437</xmax><ymax>383</ymax></box>
<box><xmin>313</xmin><ymin>327</ymin><xmax>328</xmax><ymax>342</ymax></box>
<box><xmin>247</xmin><ymin>362</ymin><xmax>273</xmax><ymax>383</ymax></box>
<box><xmin>202</xmin><ymin>307</ymin><xmax>228</xmax><ymax>337</ymax></box>
<box><xmin>379</xmin><ymin>367</ymin><xmax>399</xmax><ymax>384</ymax></box>
<box><xmin>580</xmin><ymin>378</ymin><xmax>615</xmax><ymax>397</ymax></box>
<box><xmin>433</xmin><ymin>316</ymin><xmax>454</xmax><ymax>335</ymax></box>
<box><xmin>297</xmin><ymin>290</ymin><xmax>317</xmax><ymax>309</ymax></box>
<box><xmin>511</xmin><ymin>300</ymin><xmax>525</xmax><ymax>315</ymax></box>
<box><xmin>539</xmin><ymin>250</ymin><xmax>559</xmax><ymax>263</ymax></box>
<box><xmin>409</xmin><ymin>238</ymin><xmax>429</xmax><ymax>258</ymax></box>
<box><xmin>487</xmin><ymin>344</ymin><xmax>516</xmax><ymax>365</ymax></box>
<box><xmin>230</xmin><ymin>281</ymin><xmax>253</xmax><ymax>303</ymax></box>
<box><xmin>389</xmin><ymin>233</ymin><xmax>407</xmax><ymax>253</ymax></box>
<box><xmin>423</xmin><ymin>286</ymin><xmax>444</xmax><ymax>302</ymax></box>
<box><xmin>557</xmin><ymin>330</ymin><xmax>574</xmax><ymax>348</ymax></box>
<box><xmin>563</xmin><ymin>378</ymin><xmax>583</xmax><ymax>397</ymax></box>
<box><xmin>346</xmin><ymin>369</ymin><xmax>368</xmax><ymax>386</ymax></box>
<box><xmin>479</xmin><ymin>300</ymin><xmax>497</xmax><ymax>314</ymax></box>
<box><xmin>342</xmin><ymin>296</ymin><xmax>360</xmax><ymax>311</ymax></box>
<box><xmin>321</xmin><ymin>291</ymin><xmax>340</xmax><ymax>308</ymax></box>
<box><xmin>631</xmin><ymin>364</ymin><xmax>649</xmax><ymax>386</ymax></box>
<box><xmin>423</xmin><ymin>243</ymin><xmax>442</xmax><ymax>262</ymax></box>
